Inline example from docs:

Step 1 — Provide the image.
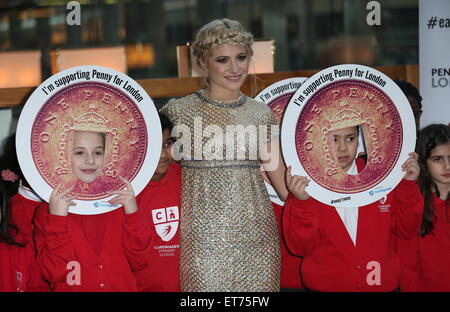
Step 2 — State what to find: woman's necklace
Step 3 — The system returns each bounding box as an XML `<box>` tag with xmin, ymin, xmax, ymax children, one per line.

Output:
<box><xmin>196</xmin><ymin>89</ymin><xmax>247</xmax><ymax>108</ymax></box>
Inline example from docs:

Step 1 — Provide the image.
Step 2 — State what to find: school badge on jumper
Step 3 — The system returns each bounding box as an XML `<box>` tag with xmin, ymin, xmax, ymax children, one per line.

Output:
<box><xmin>281</xmin><ymin>64</ymin><xmax>416</xmax><ymax>208</ymax></box>
<box><xmin>17</xmin><ymin>65</ymin><xmax>162</xmax><ymax>215</ymax></box>
<box><xmin>152</xmin><ymin>206</ymin><xmax>180</xmax><ymax>242</ymax></box>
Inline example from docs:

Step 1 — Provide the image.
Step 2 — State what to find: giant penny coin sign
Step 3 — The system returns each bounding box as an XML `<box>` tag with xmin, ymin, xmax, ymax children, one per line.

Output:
<box><xmin>17</xmin><ymin>65</ymin><xmax>162</xmax><ymax>214</ymax></box>
<box><xmin>281</xmin><ymin>64</ymin><xmax>416</xmax><ymax>207</ymax></box>
<box><xmin>254</xmin><ymin>77</ymin><xmax>307</xmax><ymax>205</ymax></box>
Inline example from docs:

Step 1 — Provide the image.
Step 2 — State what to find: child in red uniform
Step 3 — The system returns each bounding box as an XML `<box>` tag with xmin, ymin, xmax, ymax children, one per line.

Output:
<box><xmin>397</xmin><ymin>124</ymin><xmax>450</xmax><ymax>291</ymax></box>
<box><xmin>0</xmin><ymin>171</ymin><xmax>47</xmax><ymax>292</ymax></box>
<box><xmin>0</xmin><ymin>134</ymin><xmax>44</xmax><ymax>250</ymax></box>
<box><xmin>34</xmin><ymin>130</ymin><xmax>152</xmax><ymax>292</ymax></box>
<box><xmin>271</xmin><ymin>202</ymin><xmax>304</xmax><ymax>291</ymax></box>
<box><xmin>283</xmin><ymin>125</ymin><xmax>423</xmax><ymax>292</ymax></box>
<box><xmin>135</xmin><ymin>113</ymin><xmax>181</xmax><ymax>291</ymax></box>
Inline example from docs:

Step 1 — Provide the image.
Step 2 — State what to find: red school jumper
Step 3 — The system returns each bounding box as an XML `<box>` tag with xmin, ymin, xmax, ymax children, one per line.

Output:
<box><xmin>283</xmin><ymin>177</ymin><xmax>423</xmax><ymax>292</ymax></box>
<box><xmin>33</xmin><ymin>203</ymin><xmax>152</xmax><ymax>292</ymax></box>
<box><xmin>397</xmin><ymin>194</ymin><xmax>450</xmax><ymax>291</ymax></box>
<box><xmin>0</xmin><ymin>234</ymin><xmax>48</xmax><ymax>292</ymax></box>
<box><xmin>10</xmin><ymin>192</ymin><xmax>42</xmax><ymax>247</ymax></box>
<box><xmin>272</xmin><ymin>202</ymin><xmax>303</xmax><ymax>289</ymax></box>
<box><xmin>135</xmin><ymin>163</ymin><xmax>181</xmax><ymax>292</ymax></box>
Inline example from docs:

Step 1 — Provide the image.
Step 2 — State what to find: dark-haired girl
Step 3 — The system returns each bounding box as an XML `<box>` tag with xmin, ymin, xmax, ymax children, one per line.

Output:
<box><xmin>398</xmin><ymin>124</ymin><xmax>450</xmax><ymax>291</ymax></box>
<box><xmin>0</xmin><ymin>176</ymin><xmax>47</xmax><ymax>291</ymax></box>
<box><xmin>0</xmin><ymin>133</ymin><xmax>44</xmax><ymax>250</ymax></box>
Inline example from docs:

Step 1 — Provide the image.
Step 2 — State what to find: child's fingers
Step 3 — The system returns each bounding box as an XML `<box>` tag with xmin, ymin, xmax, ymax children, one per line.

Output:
<box><xmin>108</xmin><ymin>199</ymin><xmax>121</xmax><ymax>206</ymax></box>
<box><xmin>291</xmin><ymin>176</ymin><xmax>309</xmax><ymax>192</ymax></box>
<box><xmin>109</xmin><ymin>200</ymin><xmax>127</xmax><ymax>207</ymax></box>
<box><xmin>108</xmin><ymin>190</ymin><xmax>132</xmax><ymax>196</ymax></box>
<box><xmin>402</xmin><ymin>157</ymin><xmax>414</xmax><ymax>169</ymax></box>
<box><xmin>285</xmin><ymin>166</ymin><xmax>292</xmax><ymax>184</ymax></box>
<box><xmin>50</xmin><ymin>182</ymin><xmax>63</xmax><ymax>197</ymax></box>
<box><xmin>108</xmin><ymin>195</ymin><xmax>129</xmax><ymax>204</ymax></box>
<box><xmin>291</xmin><ymin>176</ymin><xmax>302</xmax><ymax>187</ymax></box>
<box><xmin>292</xmin><ymin>181</ymin><xmax>303</xmax><ymax>191</ymax></box>
<box><xmin>60</xmin><ymin>184</ymin><xmax>76</xmax><ymax>197</ymax></box>
<box><xmin>119</xmin><ymin>176</ymin><xmax>134</xmax><ymax>193</ymax></box>
<box><xmin>404</xmin><ymin>159</ymin><xmax>419</xmax><ymax>173</ymax></box>
<box><xmin>298</xmin><ymin>177</ymin><xmax>310</xmax><ymax>190</ymax></box>
<box><xmin>402</xmin><ymin>157</ymin><xmax>419</xmax><ymax>175</ymax></box>
<box><xmin>408</xmin><ymin>152</ymin><xmax>419</xmax><ymax>160</ymax></box>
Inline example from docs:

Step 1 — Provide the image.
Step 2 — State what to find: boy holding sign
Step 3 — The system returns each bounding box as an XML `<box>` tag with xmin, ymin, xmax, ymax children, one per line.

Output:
<box><xmin>282</xmin><ymin>125</ymin><xmax>423</xmax><ymax>292</ymax></box>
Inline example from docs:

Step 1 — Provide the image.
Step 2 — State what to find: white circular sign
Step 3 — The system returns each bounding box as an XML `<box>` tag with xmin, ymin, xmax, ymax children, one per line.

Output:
<box><xmin>17</xmin><ymin>65</ymin><xmax>162</xmax><ymax>215</ymax></box>
<box><xmin>281</xmin><ymin>64</ymin><xmax>416</xmax><ymax>207</ymax></box>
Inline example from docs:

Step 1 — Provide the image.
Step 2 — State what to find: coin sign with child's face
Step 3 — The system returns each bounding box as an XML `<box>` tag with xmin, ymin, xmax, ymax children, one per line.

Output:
<box><xmin>31</xmin><ymin>82</ymin><xmax>147</xmax><ymax>200</ymax></box>
<box><xmin>17</xmin><ymin>65</ymin><xmax>162</xmax><ymax>215</ymax></box>
<box><xmin>282</xmin><ymin>64</ymin><xmax>416</xmax><ymax>208</ymax></box>
<box><xmin>295</xmin><ymin>80</ymin><xmax>403</xmax><ymax>194</ymax></box>
<box><xmin>254</xmin><ymin>77</ymin><xmax>307</xmax><ymax>205</ymax></box>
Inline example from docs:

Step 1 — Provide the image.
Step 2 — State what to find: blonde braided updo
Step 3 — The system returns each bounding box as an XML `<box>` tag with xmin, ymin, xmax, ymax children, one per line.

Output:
<box><xmin>191</xmin><ymin>18</ymin><xmax>254</xmax><ymax>69</ymax></box>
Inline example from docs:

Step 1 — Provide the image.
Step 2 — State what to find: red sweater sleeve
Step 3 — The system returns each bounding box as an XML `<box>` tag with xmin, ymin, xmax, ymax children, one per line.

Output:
<box><xmin>122</xmin><ymin>207</ymin><xmax>153</xmax><ymax>272</ymax></box>
<box><xmin>390</xmin><ymin>179</ymin><xmax>424</xmax><ymax>240</ymax></box>
<box><xmin>25</xmin><ymin>247</ymin><xmax>50</xmax><ymax>292</ymax></box>
<box><xmin>397</xmin><ymin>234</ymin><xmax>423</xmax><ymax>292</ymax></box>
<box><xmin>33</xmin><ymin>203</ymin><xmax>77</xmax><ymax>284</ymax></box>
<box><xmin>10</xmin><ymin>195</ymin><xmax>40</xmax><ymax>244</ymax></box>
<box><xmin>282</xmin><ymin>193</ymin><xmax>320</xmax><ymax>257</ymax></box>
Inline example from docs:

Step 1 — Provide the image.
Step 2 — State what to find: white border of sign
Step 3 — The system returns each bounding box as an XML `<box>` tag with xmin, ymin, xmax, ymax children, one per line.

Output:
<box><xmin>254</xmin><ymin>77</ymin><xmax>308</xmax><ymax>206</ymax></box>
<box><xmin>16</xmin><ymin>65</ymin><xmax>162</xmax><ymax>215</ymax></box>
<box><xmin>281</xmin><ymin>64</ymin><xmax>416</xmax><ymax>208</ymax></box>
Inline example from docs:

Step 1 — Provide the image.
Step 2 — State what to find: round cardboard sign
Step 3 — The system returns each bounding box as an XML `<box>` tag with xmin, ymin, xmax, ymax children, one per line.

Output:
<box><xmin>254</xmin><ymin>77</ymin><xmax>308</xmax><ymax>205</ymax></box>
<box><xmin>16</xmin><ymin>65</ymin><xmax>162</xmax><ymax>215</ymax></box>
<box><xmin>281</xmin><ymin>64</ymin><xmax>416</xmax><ymax>208</ymax></box>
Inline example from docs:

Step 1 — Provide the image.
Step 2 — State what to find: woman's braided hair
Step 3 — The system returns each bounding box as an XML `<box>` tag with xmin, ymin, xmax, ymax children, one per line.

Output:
<box><xmin>191</xmin><ymin>18</ymin><xmax>254</xmax><ymax>69</ymax></box>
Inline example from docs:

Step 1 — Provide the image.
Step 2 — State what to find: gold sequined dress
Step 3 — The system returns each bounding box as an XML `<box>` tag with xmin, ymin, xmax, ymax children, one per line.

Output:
<box><xmin>160</xmin><ymin>90</ymin><xmax>280</xmax><ymax>292</ymax></box>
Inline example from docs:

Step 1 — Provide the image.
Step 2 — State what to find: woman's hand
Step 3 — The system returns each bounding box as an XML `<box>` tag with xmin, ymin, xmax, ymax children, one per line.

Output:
<box><xmin>48</xmin><ymin>183</ymin><xmax>76</xmax><ymax>216</ymax></box>
<box><xmin>108</xmin><ymin>177</ymin><xmax>138</xmax><ymax>215</ymax></box>
<box><xmin>286</xmin><ymin>166</ymin><xmax>310</xmax><ymax>201</ymax></box>
<box><xmin>402</xmin><ymin>152</ymin><xmax>420</xmax><ymax>181</ymax></box>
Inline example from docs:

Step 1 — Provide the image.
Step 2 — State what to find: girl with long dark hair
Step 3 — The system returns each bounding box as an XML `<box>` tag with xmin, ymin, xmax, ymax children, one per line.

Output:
<box><xmin>0</xmin><ymin>168</ymin><xmax>47</xmax><ymax>291</ymax></box>
<box><xmin>398</xmin><ymin>124</ymin><xmax>450</xmax><ymax>291</ymax></box>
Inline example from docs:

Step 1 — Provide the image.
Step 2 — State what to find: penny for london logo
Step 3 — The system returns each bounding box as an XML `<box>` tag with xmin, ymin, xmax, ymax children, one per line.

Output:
<box><xmin>152</xmin><ymin>206</ymin><xmax>179</xmax><ymax>241</ymax></box>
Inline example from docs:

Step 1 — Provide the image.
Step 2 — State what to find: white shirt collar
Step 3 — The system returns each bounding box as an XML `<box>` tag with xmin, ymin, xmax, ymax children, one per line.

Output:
<box><xmin>18</xmin><ymin>181</ymin><xmax>43</xmax><ymax>202</ymax></box>
<box><xmin>346</xmin><ymin>160</ymin><xmax>358</xmax><ymax>175</ymax></box>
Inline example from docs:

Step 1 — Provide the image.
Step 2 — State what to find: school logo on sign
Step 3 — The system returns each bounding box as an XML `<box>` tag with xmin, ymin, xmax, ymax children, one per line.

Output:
<box><xmin>151</xmin><ymin>206</ymin><xmax>179</xmax><ymax>242</ymax></box>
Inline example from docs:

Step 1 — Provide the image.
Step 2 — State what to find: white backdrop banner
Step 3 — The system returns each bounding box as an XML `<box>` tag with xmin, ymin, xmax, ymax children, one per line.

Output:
<box><xmin>419</xmin><ymin>0</ymin><xmax>450</xmax><ymax>127</ymax></box>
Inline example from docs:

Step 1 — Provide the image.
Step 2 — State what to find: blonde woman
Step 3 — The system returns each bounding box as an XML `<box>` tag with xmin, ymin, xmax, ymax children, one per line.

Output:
<box><xmin>160</xmin><ymin>18</ymin><xmax>287</xmax><ymax>291</ymax></box>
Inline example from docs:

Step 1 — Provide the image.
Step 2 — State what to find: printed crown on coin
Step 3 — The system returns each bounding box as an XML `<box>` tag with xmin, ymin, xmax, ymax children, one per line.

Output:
<box><xmin>72</xmin><ymin>111</ymin><xmax>110</xmax><ymax>133</ymax></box>
<box><xmin>328</xmin><ymin>109</ymin><xmax>363</xmax><ymax>130</ymax></box>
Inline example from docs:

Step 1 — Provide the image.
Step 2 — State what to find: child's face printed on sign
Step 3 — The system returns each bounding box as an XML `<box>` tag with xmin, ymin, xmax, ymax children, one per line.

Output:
<box><xmin>332</xmin><ymin>126</ymin><xmax>359</xmax><ymax>172</ymax></box>
<box><xmin>71</xmin><ymin>131</ymin><xmax>105</xmax><ymax>184</ymax></box>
